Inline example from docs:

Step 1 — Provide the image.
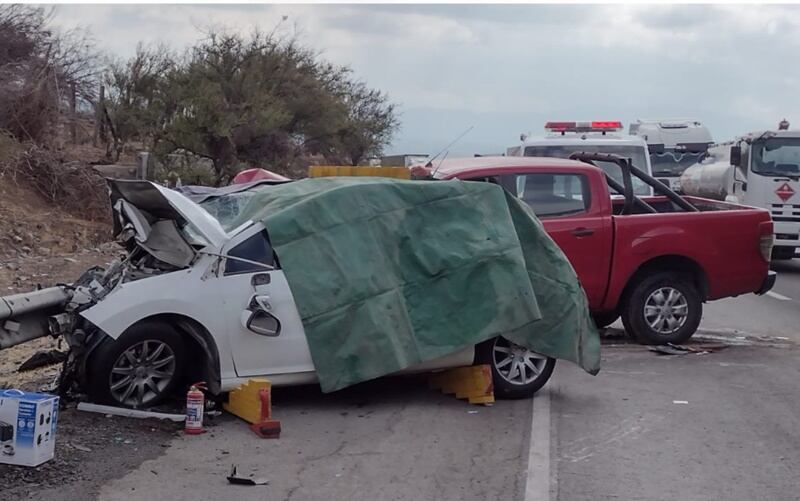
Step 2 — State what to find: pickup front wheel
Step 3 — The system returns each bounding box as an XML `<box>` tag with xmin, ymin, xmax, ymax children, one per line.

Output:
<box><xmin>622</xmin><ymin>273</ymin><xmax>702</xmax><ymax>345</ymax></box>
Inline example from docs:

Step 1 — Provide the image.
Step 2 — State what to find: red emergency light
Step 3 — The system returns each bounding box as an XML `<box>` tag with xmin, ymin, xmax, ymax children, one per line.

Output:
<box><xmin>544</xmin><ymin>121</ymin><xmax>623</xmax><ymax>133</ymax></box>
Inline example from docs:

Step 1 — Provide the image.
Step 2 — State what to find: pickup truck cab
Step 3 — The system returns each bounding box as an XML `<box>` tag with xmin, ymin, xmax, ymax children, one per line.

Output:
<box><xmin>428</xmin><ymin>155</ymin><xmax>776</xmax><ymax>344</ymax></box>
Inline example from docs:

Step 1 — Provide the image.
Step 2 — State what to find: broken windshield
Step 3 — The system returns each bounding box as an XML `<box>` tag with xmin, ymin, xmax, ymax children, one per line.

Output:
<box><xmin>199</xmin><ymin>191</ymin><xmax>259</xmax><ymax>232</ymax></box>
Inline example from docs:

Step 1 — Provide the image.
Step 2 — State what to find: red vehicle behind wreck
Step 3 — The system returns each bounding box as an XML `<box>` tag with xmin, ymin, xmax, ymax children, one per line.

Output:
<box><xmin>423</xmin><ymin>155</ymin><xmax>775</xmax><ymax>344</ymax></box>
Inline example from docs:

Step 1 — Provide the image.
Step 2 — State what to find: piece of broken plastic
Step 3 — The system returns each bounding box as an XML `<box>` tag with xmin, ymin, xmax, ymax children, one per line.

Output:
<box><xmin>18</xmin><ymin>350</ymin><xmax>67</xmax><ymax>372</ymax></box>
<box><xmin>227</xmin><ymin>465</ymin><xmax>268</xmax><ymax>486</ymax></box>
<box><xmin>77</xmin><ymin>402</ymin><xmax>185</xmax><ymax>422</ymax></box>
<box><xmin>649</xmin><ymin>345</ymin><xmax>688</xmax><ymax>356</ymax></box>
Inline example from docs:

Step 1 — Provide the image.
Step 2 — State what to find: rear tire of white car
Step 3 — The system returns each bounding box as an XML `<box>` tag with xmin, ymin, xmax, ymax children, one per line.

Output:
<box><xmin>87</xmin><ymin>321</ymin><xmax>188</xmax><ymax>409</ymax></box>
<box><xmin>621</xmin><ymin>273</ymin><xmax>702</xmax><ymax>345</ymax></box>
<box><xmin>476</xmin><ymin>336</ymin><xmax>555</xmax><ymax>399</ymax></box>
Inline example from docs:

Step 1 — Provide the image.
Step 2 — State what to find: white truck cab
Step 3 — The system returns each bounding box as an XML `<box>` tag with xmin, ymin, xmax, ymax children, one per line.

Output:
<box><xmin>629</xmin><ymin>118</ymin><xmax>713</xmax><ymax>192</ymax></box>
<box><xmin>507</xmin><ymin>121</ymin><xmax>654</xmax><ymax>196</ymax></box>
<box><xmin>681</xmin><ymin>126</ymin><xmax>800</xmax><ymax>259</ymax></box>
<box><xmin>727</xmin><ymin>129</ymin><xmax>800</xmax><ymax>259</ymax></box>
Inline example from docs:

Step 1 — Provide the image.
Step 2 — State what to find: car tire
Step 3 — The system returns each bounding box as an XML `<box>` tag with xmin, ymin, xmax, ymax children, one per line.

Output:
<box><xmin>621</xmin><ymin>273</ymin><xmax>702</xmax><ymax>345</ymax></box>
<box><xmin>87</xmin><ymin>321</ymin><xmax>188</xmax><ymax>409</ymax></box>
<box><xmin>591</xmin><ymin>312</ymin><xmax>619</xmax><ymax>329</ymax></box>
<box><xmin>475</xmin><ymin>336</ymin><xmax>556</xmax><ymax>399</ymax></box>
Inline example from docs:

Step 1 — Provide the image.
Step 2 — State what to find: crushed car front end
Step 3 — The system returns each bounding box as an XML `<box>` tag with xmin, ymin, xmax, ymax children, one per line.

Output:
<box><xmin>0</xmin><ymin>180</ymin><xmax>231</xmax><ymax>404</ymax></box>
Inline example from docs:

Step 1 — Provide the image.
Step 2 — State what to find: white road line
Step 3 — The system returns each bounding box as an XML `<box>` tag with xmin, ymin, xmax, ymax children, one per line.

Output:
<box><xmin>766</xmin><ymin>290</ymin><xmax>792</xmax><ymax>301</ymax></box>
<box><xmin>525</xmin><ymin>388</ymin><xmax>551</xmax><ymax>501</ymax></box>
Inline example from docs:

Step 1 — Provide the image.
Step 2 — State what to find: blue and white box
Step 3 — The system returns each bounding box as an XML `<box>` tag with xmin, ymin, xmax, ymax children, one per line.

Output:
<box><xmin>0</xmin><ymin>389</ymin><xmax>59</xmax><ymax>466</ymax></box>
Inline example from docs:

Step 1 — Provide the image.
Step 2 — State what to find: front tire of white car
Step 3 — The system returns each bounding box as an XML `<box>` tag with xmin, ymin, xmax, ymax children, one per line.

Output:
<box><xmin>87</xmin><ymin>321</ymin><xmax>188</xmax><ymax>409</ymax></box>
<box><xmin>476</xmin><ymin>336</ymin><xmax>556</xmax><ymax>399</ymax></box>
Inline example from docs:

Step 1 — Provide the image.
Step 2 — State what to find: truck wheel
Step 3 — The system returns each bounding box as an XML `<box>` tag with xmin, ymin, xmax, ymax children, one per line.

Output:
<box><xmin>622</xmin><ymin>273</ymin><xmax>702</xmax><ymax>345</ymax></box>
<box><xmin>476</xmin><ymin>336</ymin><xmax>556</xmax><ymax>399</ymax></box>
<box><xmin>592</xmin><ymin>312</ymin><xmax>619</xmax><ymax>329</ymax></box>
<box><xmin>87</xmin><ymin>321</ymin><xmax>187</xmax><ymax>409</ymax></box>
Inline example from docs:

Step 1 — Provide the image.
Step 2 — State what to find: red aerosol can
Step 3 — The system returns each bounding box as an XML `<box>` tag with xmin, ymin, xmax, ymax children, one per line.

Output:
<box><xmin>185</xmin><ymin>382</ymin><xmax>207</xmax><ymax>434</ymax></box>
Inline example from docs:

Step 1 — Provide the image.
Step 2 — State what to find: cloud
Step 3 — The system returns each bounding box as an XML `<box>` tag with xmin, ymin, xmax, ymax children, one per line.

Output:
<box><xmin>49</xmin><ymin>4</ymin><xmax>800</xmax><ymax>154</ymax></box>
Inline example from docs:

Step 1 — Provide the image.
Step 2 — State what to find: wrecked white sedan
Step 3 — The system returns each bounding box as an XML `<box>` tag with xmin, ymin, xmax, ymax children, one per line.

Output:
<box><xmin>0</xmin><ymin>177</ymin><xmax>602</xmax><ymax>408</ymax></box>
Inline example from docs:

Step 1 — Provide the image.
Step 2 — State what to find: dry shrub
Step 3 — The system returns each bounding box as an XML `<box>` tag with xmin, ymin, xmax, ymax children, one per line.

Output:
<box><xmin>0</xmin><ymin>142</ymin><xmax>110</xmax><ymax>221</ymax></box>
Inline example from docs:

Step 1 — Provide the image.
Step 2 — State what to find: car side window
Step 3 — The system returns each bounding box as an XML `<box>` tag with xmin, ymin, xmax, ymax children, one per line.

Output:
<box><xmin>506</xmin><ymin>173</ymin><xmax>590</xmax><ymax>218</ymax></box>
<box><xmin>224</xmin><ymin>230</ymin><xmax>276</xmax><ymax>275</ymax></box>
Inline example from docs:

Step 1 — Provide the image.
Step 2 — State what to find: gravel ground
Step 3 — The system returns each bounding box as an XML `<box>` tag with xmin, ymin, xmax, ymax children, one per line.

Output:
<box><xmin>0</xmin><ymin>407</ymin><xmax>181</xmax><ymax>501</ymax></box>
<box><xmin>1</xmin><ymin>244</ymin><xmax>183</xmax><ymax>500</ymax></box>
<box><xmin>0</xmin><ymin>245</ymin><xmax>119</xmax><ymax>391</ymax></box>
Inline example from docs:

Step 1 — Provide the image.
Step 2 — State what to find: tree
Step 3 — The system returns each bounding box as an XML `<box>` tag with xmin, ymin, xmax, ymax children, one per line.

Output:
<box><xmin>103</xmin><ymin>43</ymin><xmax>174</xmax><ymax>160</ymax></box>
<box><xmin>152</xmin><ymin>31</ymin><xmax>342</xmax><ymax>184</ymax></box>
<box><xmin>99</xmin><ymin>28</ymin><xmax>399</xmax><ymax>184</ymax></box>
<box><xmin>330</xmin><ymin>80</ymin><xmax>399</xmax><ymax>166</ymax></box>
<box><xmin>0</xmin><ymin>5</ymin><xmax>99</xmax><ymax>143</ymax></box>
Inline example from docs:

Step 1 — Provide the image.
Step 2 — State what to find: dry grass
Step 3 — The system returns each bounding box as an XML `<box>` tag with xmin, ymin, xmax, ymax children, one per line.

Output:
<box><xmin>0</xmin><ymin>141</ymin><xmax>110</xmax><ymax>221</ymax></box>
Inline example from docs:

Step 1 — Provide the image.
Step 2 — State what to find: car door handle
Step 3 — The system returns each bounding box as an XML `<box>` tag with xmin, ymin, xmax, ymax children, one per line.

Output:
<box><xmin>571</xmin><ymin>227</ymin><xmax>594</xmax><ymax>237</ymax></box>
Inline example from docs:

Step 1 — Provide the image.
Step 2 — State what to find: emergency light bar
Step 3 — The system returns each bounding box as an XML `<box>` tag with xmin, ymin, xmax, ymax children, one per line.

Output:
<box><xmin>544</xmin><ymin>121</ymin><xmax>623</xmax><ymax>133</ymax></box>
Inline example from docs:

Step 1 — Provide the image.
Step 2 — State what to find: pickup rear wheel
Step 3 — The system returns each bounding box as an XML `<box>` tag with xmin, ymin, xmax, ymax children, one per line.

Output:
<box><xmin>87</xmin><ymin>321</ymin><xmax>188</xmax><ymax>409</ymax></box>
<box><xmin>622</xmin><ymin>273</ymin><xmax>702</xmax><ymax>345</ymax></box>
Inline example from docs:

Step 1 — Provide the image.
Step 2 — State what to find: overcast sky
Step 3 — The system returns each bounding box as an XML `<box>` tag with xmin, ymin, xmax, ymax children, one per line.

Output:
<box><xmin>53</xmin><ymin>3</ymin><xmax>800</xmax><ymax>156</ymax></box>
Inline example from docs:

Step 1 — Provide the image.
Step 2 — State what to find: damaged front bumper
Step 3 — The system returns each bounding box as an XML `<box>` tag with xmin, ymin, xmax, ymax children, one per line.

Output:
<box><xmin>0</xmin><ymin>265</ymin><xmax>120</xmax><ymax>397</ymax></box>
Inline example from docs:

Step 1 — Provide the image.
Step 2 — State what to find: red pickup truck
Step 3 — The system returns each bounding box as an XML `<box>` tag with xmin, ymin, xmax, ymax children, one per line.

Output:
<box><xmin>423</xmin><ymin>154</ymin><xmax>776</xmax><ymax>344</ymax></box>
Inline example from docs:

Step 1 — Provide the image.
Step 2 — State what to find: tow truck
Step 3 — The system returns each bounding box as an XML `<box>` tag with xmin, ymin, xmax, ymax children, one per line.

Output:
<box><xmin>506</xmin><ymin>121</ymin><xmax>654</xmax><ymax>196</ymax></box>
<box><xmin>629</xmin><ymin>118</ymin><xmax>714</xmax><ymax>193</ymax></box>
<box><xmin>681</xmin><ymin>123</ymin><xmax>800</xmax><ymax>259</ymax></box>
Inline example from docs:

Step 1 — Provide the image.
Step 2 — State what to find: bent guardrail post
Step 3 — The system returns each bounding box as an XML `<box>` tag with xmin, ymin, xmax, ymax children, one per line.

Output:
<box><xmin>0</xmin><ymin>287</ymin><xmax>71</xmax><ymax>349</ymax></box>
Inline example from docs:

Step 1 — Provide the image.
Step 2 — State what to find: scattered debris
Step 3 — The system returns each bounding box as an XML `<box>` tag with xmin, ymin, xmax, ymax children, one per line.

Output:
<box><xmin>649</xmin><ymin>342</ymin><xmax>729</xmax><ymax>356</ymax></box>
<box><xmin>77</xmin><ymin>402</ymin><xmax>185</xmax><ymax>422</ymax></box>
<box><xmin>226</xmin><ymin>465</ymin><xmax>269</xmax><ymax>486</ymax></box>
<box><xmin>648</xmin><ymin>345</ymin><xmax>687</xmax><ymax>356</ymax></box>
<box><xmin>69</xmin><ymin>442</ymin><xmax>92</xmax><ymax>452</ymax></box>
<box><xmin>18</xmin><ymin>349</ymin><xmax>67</xmax><ymax>372</ymax></box>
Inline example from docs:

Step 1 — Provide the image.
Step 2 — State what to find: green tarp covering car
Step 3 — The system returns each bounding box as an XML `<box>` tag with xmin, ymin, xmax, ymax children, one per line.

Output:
<box><xmin>225</xmin><ymin>177</ymin><xmax>600</xmax><ymax>392</ymax></box>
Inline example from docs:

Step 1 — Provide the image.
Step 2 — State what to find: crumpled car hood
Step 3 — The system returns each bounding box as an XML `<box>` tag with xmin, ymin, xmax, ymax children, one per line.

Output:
<box><xmin>108</xmin><ymin>180</ymin><xmax>227</xmax><ymax>248</ymax></box>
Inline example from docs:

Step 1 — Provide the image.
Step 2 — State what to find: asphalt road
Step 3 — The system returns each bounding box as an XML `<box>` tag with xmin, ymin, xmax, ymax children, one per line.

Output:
<box><xmin>699</xmin><ymin>260</ymin><xmax>800</xmax><ymax>340</ymax></box>
<box><xmin>28</xmin><ymin>262</ymin><xmax>800</xmax><ymax>501</ymax></box>
<box><xmin>97</xmin><ymin>377</ymin><xmax>532</xmax><ymax>501</ymax></box>
<box><xmin>552</xmin><ymin>342</ymin><xmax>800</xmax><ymax>501</ymax></box>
